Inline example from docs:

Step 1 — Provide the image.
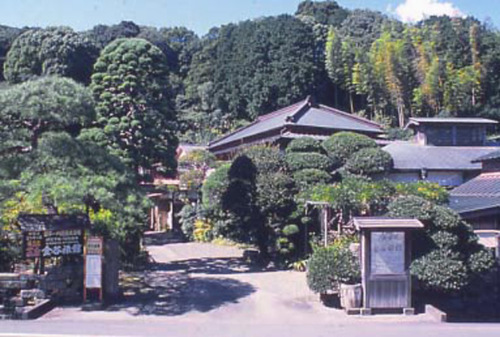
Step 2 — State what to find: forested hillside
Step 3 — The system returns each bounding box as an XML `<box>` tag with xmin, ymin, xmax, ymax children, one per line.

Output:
<box><xmin>2</xmin><ymin>0</ymin><xmax>500</xmax><ymax>143</ymax></box>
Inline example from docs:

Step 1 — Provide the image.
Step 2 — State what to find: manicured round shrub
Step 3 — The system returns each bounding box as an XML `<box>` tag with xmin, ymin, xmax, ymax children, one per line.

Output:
<box><xmin>387</xmin><ymin>195</ymin><xmax>434</xmax><ymax>222</ymax></box>
<box><xmin>430</xmin><ymin>231</ymin><xmax>459</xmax><ymax>249</ymax></box>
<box><xmin>242</xmin><ymin>145</ymin><xmax>284</xmax><ymax>173</ymax></box>
<box><xmin>285</xmin><ymin>152</ymin><xmax>333</xmax><ymax>172</ymax></box>
<box><xmin>410</xmin><ymin>249</ymin><xmax>469</xmax><ymax>292</ymax></box>
<box><xmin>344</xmin><ymin>147</ymin><xmax>393</xmax><ymax>176</ymax></box>
<box><xmin>468</xmin><ymin>249</ymin><xmax>496</xmax><ymax>274</ymax></box>
<box><xmin>388</xmin><ymin>195</ymin><xmax>496</xmax><ymax>293</ymax></box>
<box><xmin>322</xmin><ymin>132</ymin><xmax>377</xmax><ymax>167</ymax></box>
<box><xmin>293</xmin><ymin>169</ymin><xmax>331</xmax><ymax>187</ymax></box>
<box><xmin>286</xmin><ymin>137</ymin><xmax>324</xmax><ymax>154</ymax></box>
<box><xmin>432</xmin><ymin>205</ymin><xmax>462</xmax><ymax>230</ymax></box>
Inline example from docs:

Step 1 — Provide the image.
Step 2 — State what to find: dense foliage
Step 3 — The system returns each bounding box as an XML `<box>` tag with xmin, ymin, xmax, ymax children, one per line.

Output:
<box><xmin>90</xmin><ymin>38</ymin><xmax>178</xmax><ymax>174</ymax></box>
<box><xmin>0</xmin><ymin>77</ymin><xmax>151</xmax><ymax>268</ymax></box>
<box><xmin>343</xmin><ymin>147</ymin><xmax>393</xmax><ymax>176</ymax></box>
<box><xmin>322</xmin><ymin>132</ymin><xmax>378</xmax><ymax>168</ymax></box>
<box><xmin>1</xmin><ymin>1</ymin><xmax>500</xmax><ymax>142</ymax></box>
<box><xmin>306</xmin><ymin>239</ymin><xmax>361</xmax><ymax>294</ymax></box>
<box><xmin>388</xmin><ymin>196</ymin><xmax>496</xmax><ymax>293</ymax></box>
<box><xmin>4</xmin><ymin>27</ymin><xmax>97</xmax><ymax>84</ymax></box>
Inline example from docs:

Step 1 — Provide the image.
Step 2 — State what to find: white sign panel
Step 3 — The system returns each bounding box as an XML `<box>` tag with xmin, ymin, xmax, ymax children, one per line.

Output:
<box><xmin>371</xmin><ymin>232</ymin><xmax>405</xmax><ymax>275</ymax></box>
<box><xmin>85</xmin><ymin>255</ymin><xmax>102</xmax><ymax>289</ymax></box>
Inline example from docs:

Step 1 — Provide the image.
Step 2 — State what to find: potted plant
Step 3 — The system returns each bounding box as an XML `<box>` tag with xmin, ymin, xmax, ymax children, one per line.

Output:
<box><xmin>336</xmin><ymin>247</ymin><xmax>362</xmax><ymax>309</ymax></box>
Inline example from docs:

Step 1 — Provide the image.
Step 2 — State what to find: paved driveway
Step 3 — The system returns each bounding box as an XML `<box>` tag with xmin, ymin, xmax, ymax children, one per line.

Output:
<box><xmin>35</xmin><ymin>233</ymin><xmax>434</xmax><ymax>324</ymax></box>
<box><xmin>7</xmin><ymin>233</ymin><xmax>487</xmax><ymax>337</ymax></box>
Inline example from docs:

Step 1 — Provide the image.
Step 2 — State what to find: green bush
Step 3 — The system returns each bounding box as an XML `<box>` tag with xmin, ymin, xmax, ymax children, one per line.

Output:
<box><xmin>178</xmin><ymin>204</ymin><xmax>197</xmax><ymax>241</ymax></box>
<box><xmin>468</xmin><ymin>249</ymin><xmax>496</xmax><ymax>275</ymax></box>
<box><xmin>306</xmin><ymin>246</ymin><xmax>337</xmax><ymax>294</ymax></box>
<box><xmin>388</xmin><ymin>195</ymin><xmax>497</xmax><ymax>293</ymax></box>
<box><xmin>256</xmin><ymin>172</ymin><xmax>296</xmax><ymax>220</ymax></box>
<box><xmin>202</xmin><ymin>163</ymin><xmax>230</xmax><ymax>208</ymax></box>
<box><xmin>322</xmin><ymin>132</ymin><xmax>377</xmax><ymax>168</ymax></box>
<box><xmin>293</xmin><ymin>169</ymin><xmax>331</xmax><ymax>188</ymax></box>
<box><xmin>286</xmin><ymin>137</ymin><xmax>324</xmax><ymax>154</ymax></box>
<box><xmin>306</xmin><ymin>241</ymin><xmax>361</xmax><ymax>294</ymax></box>
<box><xmin>387</xmin><ymin>195</ymin><xmax>434</xmax><ymax>222</ymax></box>
<box><xmin>242</xmin><ymin>145</ymin><xmax>284</xmax><ymax>173</ymax></box>
<box><xmin>344</xmin><ymin>147</ymin><xmax>393</xmax><ymax>176</ymax></box>
<box><xmin>410</xmin><ymin>249</ymin><xmax>469</xmax><ymax>292</ymax></box>
<box><xmin>395</xmin><ymin>181</ymin><xmax>449</xmax><ymax>204</ymax></box>
<box><xmin>285</xmin><ymin>152</ymin><xmax>333</xmax><ymax>172</ymax></box>
<box><xmin>282</xmin><ymin>224</ymin><xmax>300</xmax><ymax>236</ymax></box>
<box><xmin>432</xmin><ymin>205</ymin><xmax>462</xmax><ymax>230</ymax></box>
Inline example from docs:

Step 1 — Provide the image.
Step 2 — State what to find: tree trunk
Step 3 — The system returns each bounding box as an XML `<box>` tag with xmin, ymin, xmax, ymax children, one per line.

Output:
<box><xmin>349</xmin><ymin>93</ymin><xmax>355</xmax><ymax>114</ymax></box>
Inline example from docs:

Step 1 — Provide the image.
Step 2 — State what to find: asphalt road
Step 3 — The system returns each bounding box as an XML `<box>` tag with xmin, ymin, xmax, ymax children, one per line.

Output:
<box><xmin>1</xmin><ymin>233</ymin><xmax>499</xmax><ymax>337</ymax></box>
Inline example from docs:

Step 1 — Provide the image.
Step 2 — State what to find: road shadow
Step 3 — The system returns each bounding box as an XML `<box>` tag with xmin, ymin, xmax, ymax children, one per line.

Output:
<box><xmin>151</xmin><ymin>257</ymin><xmax>276</xmax><ymax>275</ymax></box>
<box><xmin>107</xmin><ymin>271</ymin><xmax>255</xmax><ymax>316</ymax></box>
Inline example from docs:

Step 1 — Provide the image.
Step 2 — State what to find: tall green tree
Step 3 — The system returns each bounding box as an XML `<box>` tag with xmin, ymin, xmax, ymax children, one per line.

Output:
<box><xmin>3</xmin><ymin>27</ymin><xmax>98</xmax><ymax>84</ymax></box>
<box><xmin>90</xmin><ymin>38</ymin><xmax>178</xmax><ymax>174</ymax></box>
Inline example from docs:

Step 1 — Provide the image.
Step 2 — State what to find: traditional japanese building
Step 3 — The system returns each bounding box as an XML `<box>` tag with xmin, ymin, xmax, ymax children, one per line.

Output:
<box><xmin>208</xmin><ymin>96</ymin><xmax>383</xmax><ymax>159</ymax></box>
<box><xmin>449</xmin><ymin>149</ymin><xmax>500</xmax><ymax>229</ymax></box>
<box><xmin>383</xmin><ymin>117</ymin><xmax>499</xmax><ymax>187</ymax></box>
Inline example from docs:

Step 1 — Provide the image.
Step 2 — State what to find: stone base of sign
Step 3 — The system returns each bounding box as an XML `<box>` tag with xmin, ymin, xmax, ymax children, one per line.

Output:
<box><xmin>345</xmin><ymin>308</ymin><xmax>361</xmax><ymax>315</ymax></box>
<box><xmin>39</xmin><ymin>264</ymin><xmax>83</xmax><ymax>302</ymax></box>
<box><xmin>403</xmin><ymin>307</ymin><xmax>415</xmax><ymax>315</ymax></box>
<box><xmin>360</xmin><ymin>308</ymin><xmax>372</xmax><ymax>315</ymax></box>
<box><xmin>14</xmin><ymin>299</ymin><xmax>54</xmax><ymax>320</ymax></box>
<box><xmin>425</xmin><ymin>304</ymin><xmax>447</xmax><ymax>322</ymax></box>
<box><xmin>82</xmin><ymin>301</ymin><xmax>104</xmax><ymax>311</ymax></box>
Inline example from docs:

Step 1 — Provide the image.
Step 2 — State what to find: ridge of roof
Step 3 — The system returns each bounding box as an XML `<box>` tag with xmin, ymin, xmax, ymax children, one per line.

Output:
<box><xmin>257</xmin><ymin>97</ymin><xmax>310</xmax><ymax>122</ymax></box>
<box><xmin>406</xmin><ymin>117</ymin><xmax>498</xmax><ymax>128</ymax></box>
<box><xmin>318</xmin><ymin>104</ymin><xmax>383</xmax><ymax>129</ymax></box>
<box><xmin>472</xmin><ymin>149</ymin><xmax>500</xmax><ymax>163</ymax></box>
<box><xmin>210</xmin><ymin>98</ymin><xmax>311</xmax><ymax>148</ymax></box>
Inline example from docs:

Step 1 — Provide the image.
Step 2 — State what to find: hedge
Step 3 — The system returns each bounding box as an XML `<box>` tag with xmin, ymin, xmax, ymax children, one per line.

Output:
<box><xmin>293</xmin><ymin>168</ymin><xmax>331</xmax><ymax>187</ymax></box>
<box><xmin>285</xmin><ymin>152</ymin><xmax>333</xmax><ymax>172</ymax></box>
<box><xmin>322</xmin><ymin>132</ymin><xmax>377</xmax><ymax>167</ymax></box>
<box><xmin>343</xmin><ymin>147</ymin><xmax>393</xmax><ymax>176</ymax></box>
<box><xmin>286</xmin><ymin>137</ymin><xmax>324</xmax><ymax>154</ymax></box>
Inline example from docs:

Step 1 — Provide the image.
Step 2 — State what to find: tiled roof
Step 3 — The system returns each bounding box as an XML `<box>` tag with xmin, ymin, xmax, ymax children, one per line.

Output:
<box><xmin>472</xmin><ymin>149</ymin><xmax>500</xmax><ymax>163</ymax></box>
<box><xmin>449</xmin><ymin>196</ymin><xmax>500</xmax><ymax>214</ymax></box>
<box><xmin>449</xmin><ymin>172</ymin><xmax>500</xmax><ymax>214</ymax></box>
<box><xmin>406</xmin><ymin>117</ymin><xmax>498</xmax><ymax>127</ymax></box>
<box><xmin>451</xmin><ymin>172</ymin><xmax>500</xmax><ymax>196</ymax></box>
<box><xmin>208</xmin><ymin>97</ymin><xmax>382</xmax><ymax>151</ymax></box>
<box><xmin>383</xmin><ymin>142</ymin><xmax>499</xmax><ymax>170</ymax></box>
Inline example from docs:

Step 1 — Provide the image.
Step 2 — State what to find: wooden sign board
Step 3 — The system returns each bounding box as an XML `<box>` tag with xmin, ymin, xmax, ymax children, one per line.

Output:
<box><xmin>85</xmin><ymin>255</ymin><xmax>102</xmax><ymax>289</ymax></box>
<box><xmin>353</xmin><ymin>217</ymin><xmax>424</xmax><ymax>315</ymax></box>
<box><xmin>23</xmin><ymin>231</ymin><xmax>43</xmax><ymax>259</ymax></box>
<box><xmin>22</xmin><ymin>229</ymin><xmax>83</xmax><ymax>259</ymax></box>
<box><xmin>84</xmin><ymin>236</ymin><xmax>103</xmax><ymax>302</ymax></box>
<box><xmin>86</xmin><ymin>237</ymin><xmax>103</xmax><ymax>255</ymax></box>
<box><xmin>370</xmin><ymin>232</ymin><xmax>405</xmax><ymax>275</ymax></box>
